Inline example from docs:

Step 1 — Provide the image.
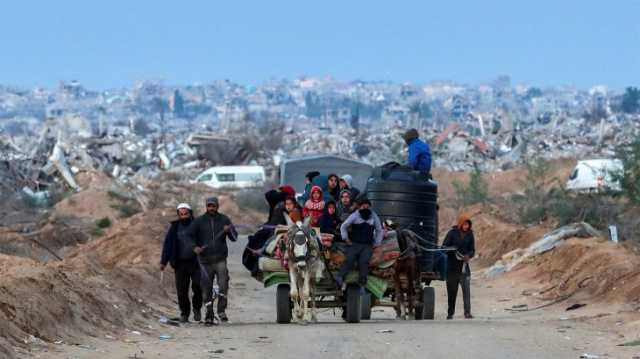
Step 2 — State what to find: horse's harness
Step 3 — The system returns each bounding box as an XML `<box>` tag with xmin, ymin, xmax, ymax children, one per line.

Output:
<box><xmin>288</xmin><ymin>226</ymin><xmax>319</xmax><ymax>264</ymax></box>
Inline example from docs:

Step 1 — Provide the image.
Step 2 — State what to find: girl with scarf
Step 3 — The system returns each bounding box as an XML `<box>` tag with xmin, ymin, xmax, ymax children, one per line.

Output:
<box><xmin>302</xmin><ymin>185</ymin><xmax>325</xmax><ymax>227</ymax></box>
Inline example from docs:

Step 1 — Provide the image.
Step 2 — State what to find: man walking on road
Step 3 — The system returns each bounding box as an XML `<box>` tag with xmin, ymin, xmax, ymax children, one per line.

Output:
<box><xmin>443</xmin><ymin>214</ymin><xmax>476</xmax><ymax>319</ymax></box>
<box><xmin>160</xmin><ymin>203</ymin><xmax>202</xmax><ymax>323</ymax></box>
<box><xmin>190</xmin><ymin>197</ymin><xmax>238</xmax><ymax>326</ymax></box>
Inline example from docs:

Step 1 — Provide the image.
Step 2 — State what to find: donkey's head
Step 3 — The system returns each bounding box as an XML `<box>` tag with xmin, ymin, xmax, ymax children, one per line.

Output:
<box><xmin>285</xmin><ymin>214</ymin><xmax>314</xmax><ymax>269</ymax></box>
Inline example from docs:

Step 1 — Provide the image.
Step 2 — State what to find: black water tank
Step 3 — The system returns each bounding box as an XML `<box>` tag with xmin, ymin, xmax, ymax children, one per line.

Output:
<box><xmin>365</xmin><ymin>162</ymin><xmax>438</xmax><ymax>272</ymax></box>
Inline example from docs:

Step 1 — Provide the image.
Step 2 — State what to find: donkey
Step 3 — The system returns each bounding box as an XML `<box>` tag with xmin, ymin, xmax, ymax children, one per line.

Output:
<box><xmin>393</xmin><ymin>229</ymin><xmax>419</xmax><ymax>319</ymax></box>
<box><xmin>284</xmin><ymin>214</ymin><xmax>325</xmax><ymax>324</ymax></box>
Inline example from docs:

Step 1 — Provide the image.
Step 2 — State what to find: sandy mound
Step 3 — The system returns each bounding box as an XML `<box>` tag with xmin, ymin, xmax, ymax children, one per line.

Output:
<box><xmin>0</xmin><ymin>209</ymin><xmax>175</xmax><ymax>358</ymax></box>
<box><xmin>0</xmin><ymin>192</ymin><xmax>266</xmax><ymax>358</ymax></box>
<box><xmin>507</xmin><ymin>238</ymin><xmax>640</xmax><ymax>303</ymax></box>
<box><xmin>53</xmin><ymin>171</ymin><xmax>121</xmax><ymax>222</ymax></box>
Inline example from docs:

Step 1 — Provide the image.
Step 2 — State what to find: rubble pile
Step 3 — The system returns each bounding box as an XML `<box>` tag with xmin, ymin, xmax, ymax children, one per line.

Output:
<box><xmin>0</xmin><ymin>78</ymin><xmax>638</xmax><ymax>218</ymax></box>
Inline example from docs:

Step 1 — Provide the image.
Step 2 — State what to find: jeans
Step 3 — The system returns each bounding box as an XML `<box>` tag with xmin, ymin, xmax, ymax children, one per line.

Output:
<box><xmin>337</xmin><ymin>243</ymin><xmax>373</xmax><ymax>285</ymax></box>
<box><xmin>200</xmin><ymin>259</ymin><xmax>229</xmax><ymax>314</ymax></box>
<box><xmin>446</xmin><ymin>272</ymin><xmax>471</xmax><ymax>316</ymax></box>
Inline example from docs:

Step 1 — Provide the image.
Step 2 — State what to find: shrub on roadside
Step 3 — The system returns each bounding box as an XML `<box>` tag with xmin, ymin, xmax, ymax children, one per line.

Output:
<box><xmin>452</xmin><ymin>165</ymin><xmax>489</xmax><ymax>207</ymax></box>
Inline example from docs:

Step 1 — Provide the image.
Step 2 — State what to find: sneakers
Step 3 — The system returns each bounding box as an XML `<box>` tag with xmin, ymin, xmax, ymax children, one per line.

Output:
<box><xmin>446</xmin><ymin>315</ymin><xmax>453</xmax><ymax>320</ymax></box>
<box><xmin>464</xmin><ymin>313</ymin><xmax>474</xmax><ymax>319</ymax></box>
<box><xmin>193</xmin><ymin>310</ymin><xmax>201</xmax><ymax>322</ymax></box>
<box><xmin>179</xmin><ymin>314</ymin><xmax>189</xmax><ymax>323</ymax></box>
<box><xmin>204</xmin><ymin>310</ymin><xmax>217</xmax><ymax>326</ymax></box>
<box><xmin>218</xmin><ymin>312</ymin><xmax>228</xmax><ymax>322</ymax></box>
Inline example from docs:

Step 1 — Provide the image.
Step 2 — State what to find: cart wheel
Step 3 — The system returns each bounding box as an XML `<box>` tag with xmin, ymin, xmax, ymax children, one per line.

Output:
<box><xmin>345</xmin><ymin>285</ymin><xmax>362</xmax><ymax>323</ymax></box>
<box><xmin>276</xmin><ymin>284</ymin><xmax>292</xmax><ymax>323</ymax></box>
<box><xmin>361</xmin><ymin>290</ymin><xmax>372</xmax><ymax>320</ymax></box>
<box><xmin>414</xmin><ymin>303</ymin><xmax>423</xmax><ymax>320</ymax></box>
<box><xmin>421</xmin><ymin>286</ymin><xmax>435</xmax><ymax>320</ymax></box>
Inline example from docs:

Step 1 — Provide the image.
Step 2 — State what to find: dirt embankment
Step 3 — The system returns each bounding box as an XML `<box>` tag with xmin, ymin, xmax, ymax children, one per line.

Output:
<box><xmin>507</xmin><ymin>238</ymin><xmax>640</xmax><ymax>303</ymax></box>
<box><xmin>0</xmin><ymin>184</ymin><xmax>266</xmax><ymax>358</ymax></box>
<box><xmin>434</xmin><ymin>158</ymin><xmax>640</xmax><ymax>308</ymax></box>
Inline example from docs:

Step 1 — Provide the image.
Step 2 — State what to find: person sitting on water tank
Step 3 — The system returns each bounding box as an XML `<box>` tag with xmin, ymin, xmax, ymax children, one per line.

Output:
<box><xmin>402</xmin><ymin>128</ymin><xmax>432</xmax><ymax>174</ymax></box>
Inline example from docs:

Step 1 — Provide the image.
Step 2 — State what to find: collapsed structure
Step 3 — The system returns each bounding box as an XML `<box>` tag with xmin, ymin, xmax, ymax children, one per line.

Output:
<box><xmin>0</xmin><ymin>78</ymin><xmax>638</xmax><ymax>208</ymax></box>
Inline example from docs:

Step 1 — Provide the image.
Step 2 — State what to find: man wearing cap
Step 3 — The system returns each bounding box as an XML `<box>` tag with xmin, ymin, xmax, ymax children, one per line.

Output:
<box><xmin>189</xmin><ymin>197</ymin><xmax>238</xmax><ymax>325</ymax></box>
<box><xmin>402</xmin><ymin>128</ymin><xmax>432</xmax><ymax>174</ymax></box>
<box><xmin>160</xmin><ymin>203</ymin><xmax>202</xmax><ymax>323</ymax></box>
<box><xmin>335</xmin><ymin>197</ymin><xmax>384</xmax><ymax>288</ymax></box>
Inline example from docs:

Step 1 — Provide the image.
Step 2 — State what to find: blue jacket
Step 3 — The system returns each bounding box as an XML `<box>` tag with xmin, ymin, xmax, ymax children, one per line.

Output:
<box><xmin>300</xmin><ymin>175</ymin><xmax>332</xmax><ymax>204</ymax></box>
<box><xmin>161</xmin><ymin>218</ymin><xmax>196</xmax><ymax>269</ymax></box>
<box><xmin>408</xmin><ymin>138</ymin><xmax>432</xmax><ymax>173</ymax></box>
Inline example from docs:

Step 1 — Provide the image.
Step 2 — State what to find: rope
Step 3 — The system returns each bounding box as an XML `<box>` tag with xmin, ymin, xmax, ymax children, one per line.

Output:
<box><xmin>405</xmin><ymin>230</ymin><xmax>457</xmax><ymax>252</ymax></box>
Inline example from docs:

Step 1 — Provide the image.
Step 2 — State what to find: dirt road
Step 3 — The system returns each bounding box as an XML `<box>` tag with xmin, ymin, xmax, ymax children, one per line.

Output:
<box><xmin>24</xmin><ymin>238</ymin><xmax>636</xmax><ymax>359</ymax></box>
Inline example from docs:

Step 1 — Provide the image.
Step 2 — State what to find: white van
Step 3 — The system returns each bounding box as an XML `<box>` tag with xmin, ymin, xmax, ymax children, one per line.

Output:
<box><xmin>566</xmin><ymin>159</ymin><xmax>623</xmax><ymax>193</ymax></box>
<box><xmin>194</xmin><ymin>165</ymin><xmax>265</xmax><ymax>189</ymax></box>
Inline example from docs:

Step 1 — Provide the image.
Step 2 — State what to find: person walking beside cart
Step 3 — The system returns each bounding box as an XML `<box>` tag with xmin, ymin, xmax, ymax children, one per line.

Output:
<box><xmin>189</xmin><ymin>197</ymin><xmax>238</xmax><ymax>325</ymax></box>
<box><xmin>443</xmin><ymin>214</ymin><xmax>476</xmax><ymax>319</ymax></box>
<box><xmin>160</xmin><ymin>203</ymin><xmax>202</xmax><ymax>323</ymax></box>
<box><xmin>335</xmin><ymin>197</ymin><xmax>383</xmax><ymax>288</ymax></box>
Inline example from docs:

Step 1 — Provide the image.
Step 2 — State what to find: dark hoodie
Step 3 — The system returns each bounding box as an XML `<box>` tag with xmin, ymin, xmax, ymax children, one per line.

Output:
<box><xmin>265</xmin><ymin>189</ymin><xmax>286</xmax><ymax>224</ymax></box>
<box><xmin>188</xmin><ymin>211</ymin><xmax>237</xmax><ymax>263</ymax></box>
<box><xmin>442</xmin><ymin>214</ymin><xmax>476</xmax><ymax>274</ymax></box>
<box><xmin>318</xmin><ymin>201</ymin><xmax>341</xmax><ymax>235</ymax></box>
<box><xmin>161</xmin><ymin>216</ymin><xmax>196</xmax><ymax>269</ymax></box>
<box><xmin>327</xmin><ymin>174</ymin><xmax>341</xmax><ymax>202</ymax></box>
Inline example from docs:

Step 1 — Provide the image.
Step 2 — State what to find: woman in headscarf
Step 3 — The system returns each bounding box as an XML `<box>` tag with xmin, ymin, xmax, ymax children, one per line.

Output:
<box><xmin>339</xmin><ymin>174</ymin><xmax>360</xmax><ymax>200</ymax></box>
<box><xmin>442</xmin><ymin>213</ymin><xmax>476</xmax><ymax>320</ymax></box>
<box><xmin>327</xmin><ymin>173</ymin><xmax>341</xmax><ymax>202</ymax></box>
<box><xmin>336</xmin><ymin>189</ymin><xmax>355</xmax><ymax>222</ymax></box>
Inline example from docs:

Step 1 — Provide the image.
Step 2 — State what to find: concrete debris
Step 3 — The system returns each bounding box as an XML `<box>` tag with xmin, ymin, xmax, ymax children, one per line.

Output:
<box><xmin>1</xmin><ymin>78</ymin><xmax>639</xmax><ymax>203</ymax></box>
<box><xmin>49</xmin><ymin>143</ymin><xmax>80</xmax><ymax>190</ymax></box>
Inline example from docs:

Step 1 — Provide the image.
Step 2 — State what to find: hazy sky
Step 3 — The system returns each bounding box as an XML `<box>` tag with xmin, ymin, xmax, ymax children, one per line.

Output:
<box><xmin>1</xmin><ymin>0</ymin><xmax>638</xmax><ymax>89</ymax></box>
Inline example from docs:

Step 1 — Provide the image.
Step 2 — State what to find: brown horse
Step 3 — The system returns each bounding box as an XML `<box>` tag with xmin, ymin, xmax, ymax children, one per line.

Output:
<box><xmin>393</xmin><ymin>229</ymin><xmax>418</xmax><ymax>319</ymax></box>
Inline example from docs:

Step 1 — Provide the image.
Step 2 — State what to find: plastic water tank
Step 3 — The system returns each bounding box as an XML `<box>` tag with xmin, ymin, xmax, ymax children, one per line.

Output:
<box><xmin>365</xmin><ymin>162</ymin><xmax>438</xmax><ymax>272</ymax></box>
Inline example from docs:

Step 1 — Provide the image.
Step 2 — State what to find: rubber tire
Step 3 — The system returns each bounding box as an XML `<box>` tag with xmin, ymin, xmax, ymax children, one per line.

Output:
<box><xmin>361</xmin><ymin>290</ymin><xmax>372</xmax><ymax>320</ymax></box>
<box><xmin>345</xmin><ymin>285</ymin><xmax>362</xmax><ymax>323</ymax></box>
<box><xmin>414</xmin><ymin>302</ymin><xmax>423</xmax><ymax>320</ymax></box>
<box><xmin>276</xmin><ymin>284</ymin><xmax>292</xmax><ymax>324</ymax></box>
<box><xmin>421</xmin><ymin>286</ymin><xmax>435</xmax><ymax>320</ymax></box>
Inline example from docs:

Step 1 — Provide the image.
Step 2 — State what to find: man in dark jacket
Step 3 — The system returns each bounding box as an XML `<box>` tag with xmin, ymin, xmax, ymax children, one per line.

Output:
<box><xmin>402</xmin><ymin>128</ymin><xmax>432</xmax><ymax>174</ymax></box>
<box><xmin>442</xmin><ymin>214</ymin><xmax>476</xmax><ymax>319</ymax></box>
<box><xmin>336</xmin><ymin>197</ymin><xmax>383</xmax><ymax>287</ymax></box>
<box><xmin>160</xmin><ymin>203</ymin><xmax>202</xmax><ymax>323</ymax></box>
<box><xmin>190</xmin><ymin>197</ymin><xmax>238</xmax><ymax>325</ymax></box>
